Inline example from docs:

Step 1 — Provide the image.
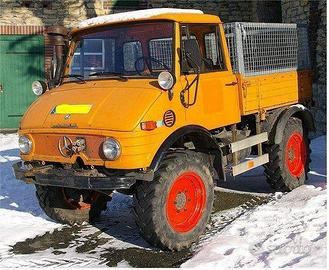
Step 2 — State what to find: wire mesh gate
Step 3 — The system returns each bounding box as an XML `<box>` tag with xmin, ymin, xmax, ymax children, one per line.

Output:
<box><xmin>224</xmin><ymin>22</ymin><xmax>310</xmax><ymax>76</ymax></box>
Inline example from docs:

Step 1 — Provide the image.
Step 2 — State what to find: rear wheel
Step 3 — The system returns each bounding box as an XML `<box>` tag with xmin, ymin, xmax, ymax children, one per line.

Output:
<box><xmin>264</xmin><ymin>117</ymin><xmax>310</xmax><ymax>191</ymax></box>
<box><xmin>35</xmin><ymin>185</ymin><xmax>111</xmax><ymax>225</ymax></box>
<box><xmin>133</xmin><ymin>151</ymin><xmax>214</xmax><ymax>251</ymax></box>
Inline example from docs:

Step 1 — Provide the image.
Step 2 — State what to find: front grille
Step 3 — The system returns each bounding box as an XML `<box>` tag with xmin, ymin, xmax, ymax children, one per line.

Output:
<box><xmin>32</xmin><ymin>134</ymin><xmax>105</xmax><ymax>159</ymax></box>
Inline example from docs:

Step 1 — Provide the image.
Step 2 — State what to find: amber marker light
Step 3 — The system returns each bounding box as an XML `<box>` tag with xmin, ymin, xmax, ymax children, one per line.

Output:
<box><xmin>140</xmin><ymin>121</ymin><xmax>158</xmax><ymax>131</ymax></box>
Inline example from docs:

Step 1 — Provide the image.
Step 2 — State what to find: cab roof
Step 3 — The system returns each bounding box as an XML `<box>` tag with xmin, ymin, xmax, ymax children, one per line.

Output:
<box><xmin>72</xmin><ymin>8</ymin><xmax>221</xmax><ymax>34</ymax></box>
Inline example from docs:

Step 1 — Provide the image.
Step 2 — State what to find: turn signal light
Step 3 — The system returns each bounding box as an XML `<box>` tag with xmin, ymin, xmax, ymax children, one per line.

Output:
<box><xmin>140</xmin><ymin>121</ymin><xmax>157</xmax><ymax>131</ymax></box>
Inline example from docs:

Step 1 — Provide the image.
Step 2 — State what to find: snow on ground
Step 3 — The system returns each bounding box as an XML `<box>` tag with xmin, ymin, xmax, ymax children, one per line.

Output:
<box><xmin>183</xmin><ymin>136</ymin><xmax>327</xmax><ymax>268</ymax></box>
<box><xmin>0</xmin><ymin>133</ymin><xmax>148</xmax><ymax>266</ymax></box>
<box><xmin>0</xmin><ymin>134</ymin><xmax>327</xmax><ymax>267</ymax></box>
<box><xmin>0</xmin><ymin>134</ymin><xmax>61</xmax><ymax>258</ymax></box>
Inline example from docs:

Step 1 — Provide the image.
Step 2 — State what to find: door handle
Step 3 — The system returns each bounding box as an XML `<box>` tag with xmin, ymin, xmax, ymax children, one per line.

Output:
<box><xmin>225</xmin><ymin>81</ymin><xmax>238</xmax><ymax>86</ymax></box>
<box><xmin>0</xmin><ymin>84</ymin><xmax>3</xmax><ymax>93</ymax></box>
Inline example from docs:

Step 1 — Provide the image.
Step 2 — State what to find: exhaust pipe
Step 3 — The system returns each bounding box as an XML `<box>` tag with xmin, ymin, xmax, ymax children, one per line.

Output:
<box><xmin>46</xmin><ymin>26</ymin><xmax>69</xmax><ymax>88</ymax></box>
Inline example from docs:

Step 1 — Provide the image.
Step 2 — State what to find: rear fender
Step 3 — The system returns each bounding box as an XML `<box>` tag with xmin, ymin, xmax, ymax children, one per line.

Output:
<box><xmin>273</xmin><ymin>105</ymin><xmax>315</xmax><ymax>144</ymax></box>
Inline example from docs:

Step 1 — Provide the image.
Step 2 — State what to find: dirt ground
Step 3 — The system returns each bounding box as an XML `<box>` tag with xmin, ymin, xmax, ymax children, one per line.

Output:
<box><xmin>9</xmin><ymin>189</ymin><xmax>269</xmax><ymax>267</ymax></box>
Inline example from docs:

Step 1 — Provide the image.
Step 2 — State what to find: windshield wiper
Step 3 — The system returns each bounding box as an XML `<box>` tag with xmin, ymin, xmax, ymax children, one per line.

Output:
<box><xmin>89</xmin><ymin>71</ymin><xmax>127</xmax><ymax>81</ymax></box>
<box><xmin>62</xmin><ymin>74</ymin><xmax>85</xmax><ymax>82</ymax></box>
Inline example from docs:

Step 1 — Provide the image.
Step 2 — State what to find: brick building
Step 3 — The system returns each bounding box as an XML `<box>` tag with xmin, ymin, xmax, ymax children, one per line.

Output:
<box><xmin>0</xmin><ymin>0</ymin><xmax>326</xmax><ymax>133</ymax></box>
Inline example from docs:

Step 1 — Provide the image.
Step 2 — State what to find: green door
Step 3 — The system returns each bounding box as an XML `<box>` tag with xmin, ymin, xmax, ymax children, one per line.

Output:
<box><xmin>0</xmin><ymin>35</ymin><xmax>44</xmax><ymax>130</ymax></box>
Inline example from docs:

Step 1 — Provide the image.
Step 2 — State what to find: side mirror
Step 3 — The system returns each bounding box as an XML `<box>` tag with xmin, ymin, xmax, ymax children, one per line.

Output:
<box><xmin>183</xmin><ymin>39</ymin><xmax>202</xmax><ymax>71</ymax></box>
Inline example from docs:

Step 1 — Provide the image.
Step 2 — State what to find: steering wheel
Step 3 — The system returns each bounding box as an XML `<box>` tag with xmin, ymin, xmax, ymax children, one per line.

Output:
<box><xmin>134</xmin><ymin>56</ymin><xmax>170</xmax><ymax>76</ymax></box>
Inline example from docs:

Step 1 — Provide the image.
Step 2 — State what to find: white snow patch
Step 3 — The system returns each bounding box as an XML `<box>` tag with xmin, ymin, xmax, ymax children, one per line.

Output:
<box><xmin>78</xmin><ymin>8</ymin><xmax>203</xmax><ymax>29</ymax></box>
<box><xmin>291</xmin><ymin>104</ymin><xmax>307</xmax><ymax>110</ymax></box>
<box><xmin>117</xmin><ymin>260</ymin><xmax>132</xmax><ymax>268</ymax></box>
<box><xmin>0</xmin><ymin>133</ymin><xmax>61</xmax><ymax>258</ymax></box>
<box><xmin>0</xmin><ymin>209</ymin><xmax>61</xmax><ymax>256</ymax></box>
<box><xmin>183</xmin><ymin>186</ymin><xmax>327</xmax><ymax>268</ymax></box>
<box><xmin>1</xmin><ymin>247</ymin><xmax>109</xmax><ymax>268</ymax></box>
<box><xmin>183</xmin><ymin>136</ymin><xmax>327</xmax><ymax>268</ymax></box>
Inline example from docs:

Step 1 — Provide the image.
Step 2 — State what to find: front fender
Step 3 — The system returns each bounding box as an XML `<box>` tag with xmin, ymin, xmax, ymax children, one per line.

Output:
<box><xmin>150</xmin><ymin>125</ymin><xmax>226</xmax><ymax>182</ymax></box>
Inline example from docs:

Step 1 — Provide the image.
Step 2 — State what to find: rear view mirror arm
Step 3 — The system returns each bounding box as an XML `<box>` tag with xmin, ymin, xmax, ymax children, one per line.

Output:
<box><xmin>180</xmin><ymin>68</ymin><xmax>200</xmax><ymax>108</ymax></box>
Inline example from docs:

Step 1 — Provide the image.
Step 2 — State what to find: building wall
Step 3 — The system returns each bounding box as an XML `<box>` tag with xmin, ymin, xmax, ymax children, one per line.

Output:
<box><xmin>0</xmin><ymin>0</ymin><xmax>147</xmax><ymax>27</ymax></box>
<box><xmin>0</xmin><ymin>0</ymin><xmax>281</xmax><ymax>26</ymax></box>
<box><xmin>147</xmin><ymin>0</ymin><xmax>256</xmax><ymax>22</ymax></box>
<box><xmin>282</xmin><ymin>0</ymin><xmax>326</xmax><ymax>134</ymax></box>
<box><xmin>147</xmin><ymin>0</ymin><xmax>282</xmax><ymax>23</ymax></box>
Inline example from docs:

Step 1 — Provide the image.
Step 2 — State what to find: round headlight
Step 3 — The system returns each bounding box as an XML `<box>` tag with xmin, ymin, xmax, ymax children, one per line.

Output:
<box><xmin>158</xmin><ymin>71</ymin><xmax>175</xmax><ymax>90</ymax></box>
<box><xmin>102</xmin><ymin>138</ymin><xmax>121</xmax><ymax>160</ymax></box>
<box><xmin>19</xmin><ymin>135</ymin><xmax>32</xmax><ymax>154</ymax></box>
<box><xmin>32</xmin><ymin>80</ymin><xmax>46</xmax><ymax>96</ymax></box>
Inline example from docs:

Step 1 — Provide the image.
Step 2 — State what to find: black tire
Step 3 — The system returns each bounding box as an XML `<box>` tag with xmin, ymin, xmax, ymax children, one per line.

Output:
<box><xmin>264</xmin><ymin>117</ymin><xmax>310</xmax><ymax>191</ymax></box>
<box><xmin>35</xmin><ymin>185</ymin><xmax>110</xmax><ymax>225</ymax></box>
<box><xmin>133</xmin><ymin>150</ymin><xmax>214</xmax><ymax>251</ymax></box>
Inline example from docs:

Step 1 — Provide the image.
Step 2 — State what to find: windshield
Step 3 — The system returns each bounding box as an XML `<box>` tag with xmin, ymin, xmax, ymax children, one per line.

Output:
<box><xmin>68</xmin><ymin>21</ymin><xmax>174</xmax><ymax>79</ymax></box>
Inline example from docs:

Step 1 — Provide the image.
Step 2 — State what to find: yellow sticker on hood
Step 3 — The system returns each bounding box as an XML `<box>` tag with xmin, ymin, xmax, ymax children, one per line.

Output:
<box><xmin>52</xmin><ymin>104</ymin><xmax>92</xmax><ymax>114</ymax></box>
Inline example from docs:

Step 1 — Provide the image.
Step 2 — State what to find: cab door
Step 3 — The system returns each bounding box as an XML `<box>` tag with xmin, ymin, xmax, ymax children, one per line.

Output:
<box><xmin>179</xmin><ymin>24</ymin><xmax>240</xmax><ymax>130</ymax></box>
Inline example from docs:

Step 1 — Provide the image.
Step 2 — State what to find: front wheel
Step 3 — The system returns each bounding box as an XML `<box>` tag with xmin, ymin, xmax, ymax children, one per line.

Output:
<box><xmin>264</xmin><ymin>117</ymin><xmax>310</xmax><ymax>191</ymax></box>
<box><xmin>35</xmin><ymin>185</ymin><xmax>111</xmax><ymax>225</ymax></box>
<box><xmin>133</xmin><ymin>151</ymin><xmax>214</xmax><ymax>251</ymax></box>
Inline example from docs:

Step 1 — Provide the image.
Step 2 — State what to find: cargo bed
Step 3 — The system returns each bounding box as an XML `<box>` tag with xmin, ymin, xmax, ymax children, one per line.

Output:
<box><xmin>224</xmin><ymin>22</ymin><xmax>312</xmax><ymax>115</ymax></box>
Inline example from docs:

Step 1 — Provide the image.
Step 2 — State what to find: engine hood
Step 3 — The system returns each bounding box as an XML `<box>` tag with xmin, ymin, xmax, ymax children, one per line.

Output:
<box><xmin>20</xmin><ymin>80</ymin><xmax>162</xmax><ymax>131</ymax></box>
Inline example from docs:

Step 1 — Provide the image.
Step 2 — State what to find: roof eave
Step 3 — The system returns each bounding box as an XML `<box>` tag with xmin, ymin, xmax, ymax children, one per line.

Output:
<box><xmin>70</xmin><ymin>13</ymin><xmax>221</xmax><ymax>35</ymax></box>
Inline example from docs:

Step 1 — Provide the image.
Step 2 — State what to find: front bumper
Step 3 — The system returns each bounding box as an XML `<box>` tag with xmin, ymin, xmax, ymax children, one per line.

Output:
<box><xmin>12</xmin><ymin>161</ymin><xmax>153</xmax><ymax>190</ymax></box>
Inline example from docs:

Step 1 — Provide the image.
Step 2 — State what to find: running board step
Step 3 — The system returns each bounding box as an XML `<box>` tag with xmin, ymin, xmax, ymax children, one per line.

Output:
<box><xmin>230</xmin><ymin>132</ymin><xmax>268</xmax><ymax>153</ymax></box>
<box><xmin>232</xmin><ymin>154</ymin><xmax>269</xmax><ymax>176</ymax></box>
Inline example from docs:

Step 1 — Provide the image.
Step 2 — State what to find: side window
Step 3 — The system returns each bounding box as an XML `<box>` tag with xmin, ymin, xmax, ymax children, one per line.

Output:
<box><xmin>180</xmin><ymin>25</ymin><xmax>197</xmax><ymax>73</ymax></box>
<box><xmin>71</xmin><ymin>39</ymin><xmax>105</xmax><ymax>75</ymax></box>
<box><xmin>149</xmin><ymin>38</ymin><xmax>172</xmax><ymax>70</ymax></box>
<box><xmin>204</xmin><ymin>31</ymin><xmax>225</xmax><ymax>70</ymax></box>
<box><xmin>123</xmin><ymin>41</ymin><xmax>142</xmax><ymax>72</ymax></box>
<box><xmin>205</xmin><ymin>33</ymin><xmax>218</xmax><ymax>65</ymax></box>
<box><xmin>180</xmin><ymin>24</ymin><xmax>225</xmax><ymax>73</ymax></box>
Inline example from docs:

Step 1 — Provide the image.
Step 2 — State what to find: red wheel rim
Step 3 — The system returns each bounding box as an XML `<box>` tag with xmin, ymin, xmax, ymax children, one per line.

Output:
<box><xmin>166</xmin><ymin>172</ymin><xmax>206</xmax><ymax>233</ymax></box>
<box><xmin>285</xmin><ymin>132</ymin><xmax>306</xmax><ymax>177</ymax></box>
<box><xmin>62</xmin><ymin>189</ymin><xmax>100</xmax><ymax>210</ymax></box>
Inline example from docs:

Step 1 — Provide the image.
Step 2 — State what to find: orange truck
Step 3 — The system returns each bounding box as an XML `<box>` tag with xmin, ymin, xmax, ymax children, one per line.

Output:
<box><xmin>13</xmin><ymin>9</ymin><xmax>314</xmax><ymax>250</ymax></box>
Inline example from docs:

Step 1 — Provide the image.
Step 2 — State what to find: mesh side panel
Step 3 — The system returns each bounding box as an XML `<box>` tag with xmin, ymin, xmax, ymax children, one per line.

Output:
<box><xmin>224</xmin><ymin>22</ymin><xmax>309</xmax><ymax>76</ymax></box>
<box><xmin>149</xmin><ymin>38</ymin><xmax>173</xmax><ymax>70</ymax></box>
